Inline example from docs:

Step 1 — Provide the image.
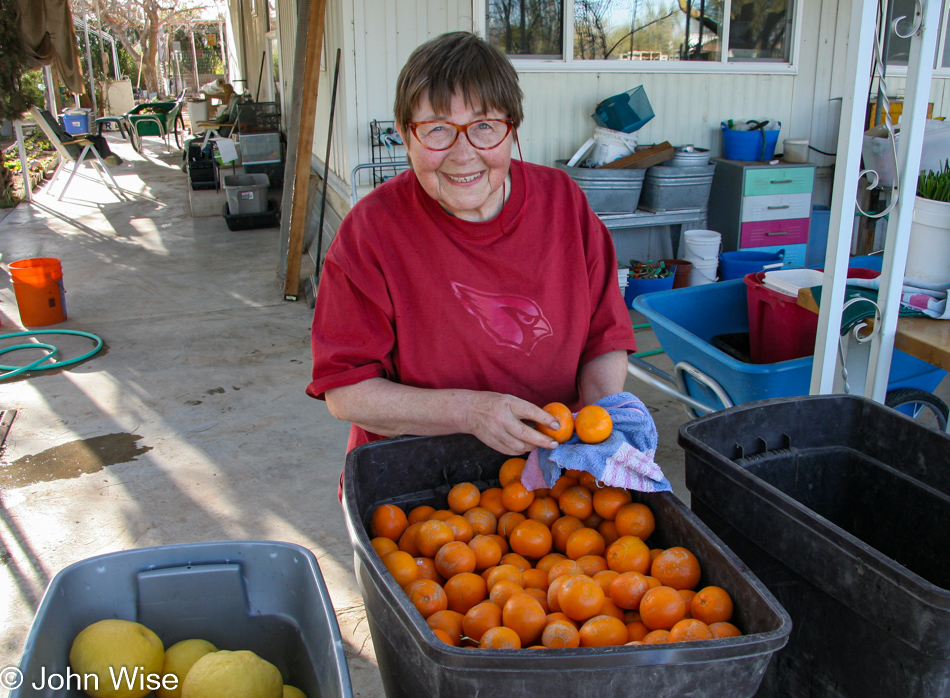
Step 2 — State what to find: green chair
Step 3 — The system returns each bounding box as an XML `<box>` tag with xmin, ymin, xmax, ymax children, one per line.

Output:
<box><xmin>126</xmin><ymin>91</ymin><xmax>187</xmax><ymax>152</ymax></box>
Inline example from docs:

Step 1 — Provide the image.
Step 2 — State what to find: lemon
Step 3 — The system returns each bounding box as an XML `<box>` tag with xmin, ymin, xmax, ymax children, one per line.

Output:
<box><xmin>69</xmin><ymin>619</ymin><xmax>164</xmax><ymax>698</ymax></box>
<box><xmin>157</xmin><ymin>639</ymin><xmax>218</xmax><ymax>698</ymax></box>
<box><xmin>283</xmin><ymin>687</ymin><xmax>307</xmax><ymax>698</ymax></box>
<box><xmin>181</xmin><ymin>650</ymin><xmax>282</xmax><ymax>698</ymax></box>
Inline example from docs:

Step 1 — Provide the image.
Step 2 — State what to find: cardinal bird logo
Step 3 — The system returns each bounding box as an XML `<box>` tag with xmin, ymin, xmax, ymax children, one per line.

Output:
<box><xmin>451</xmin><ymin>282</ymin><xmax>553</xmax><ymax>355</ymax></box>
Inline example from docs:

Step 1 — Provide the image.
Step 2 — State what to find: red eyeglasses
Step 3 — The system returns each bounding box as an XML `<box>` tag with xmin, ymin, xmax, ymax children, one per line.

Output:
<box><xmin>408</xmin><ymin>119</ymin><xmax>514</xmax><ymax>151</ymax></box>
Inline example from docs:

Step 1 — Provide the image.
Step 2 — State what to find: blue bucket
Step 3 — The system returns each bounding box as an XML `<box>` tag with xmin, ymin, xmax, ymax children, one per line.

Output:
<box><xmin>719</xmin><ymin>250</ymin><xmax>785</xmax><ymax>280</ymax></box>
<box><xmin>721</xmin><ymin>122</ymin><xmax>781</xmax><ymax>161</ymax></box>
<box><xmin>624</xmin><ymin>269</ymin><xmax>676</xmax><ymax>307</ymax></box>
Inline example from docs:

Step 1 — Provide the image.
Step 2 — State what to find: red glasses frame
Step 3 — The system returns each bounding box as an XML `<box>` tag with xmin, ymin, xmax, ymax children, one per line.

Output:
<box><xmin>407</xmin><ymin>119</ymin><xmax>514</xmax><ymax>151</ymax></box>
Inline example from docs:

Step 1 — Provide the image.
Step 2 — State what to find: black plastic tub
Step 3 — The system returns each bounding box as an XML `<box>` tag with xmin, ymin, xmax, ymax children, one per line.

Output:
<box><xmin>343</xmin><ymin>434</ymin><xmax>791</xmax><ymax>698</ymax></box>
<box><xmin>678</xmin><ymin>395</ymin><xmax>950</xmax><ymax>697</ymax></box>
<box><xmin>222</xmin><ymin>200</ymin><xmax>279</xmax><ymax>231</ymax></box>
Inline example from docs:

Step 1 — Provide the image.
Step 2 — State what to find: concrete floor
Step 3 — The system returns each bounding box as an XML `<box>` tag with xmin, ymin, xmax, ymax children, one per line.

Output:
<box><xmin>0</xmin><ymin>132</ymin><xmax>945</xmax><ymax>698</ymax></box>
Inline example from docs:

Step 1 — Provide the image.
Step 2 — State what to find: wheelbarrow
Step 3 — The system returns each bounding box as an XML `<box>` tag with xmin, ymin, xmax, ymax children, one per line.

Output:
<box><xmin>126</xmin><ymin>92</ymin><xmax>186</xmax><ymax>153</ymax></box>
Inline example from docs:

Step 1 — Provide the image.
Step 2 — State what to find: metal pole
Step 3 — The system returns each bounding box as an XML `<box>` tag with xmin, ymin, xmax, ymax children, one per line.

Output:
<box><xmin>190</xmin><ymin>28</ymin><xmax>201</xmax><ymax>94</ymax></box>
<box><xmin>218</xmin><ymin>21</ymin><xmax>228</xmax><ymax>78</ymax></box>
<box><xmin>79</xmin><ymin>0</ymin><xmax>98</xmax><ymax>117</ymax></box>
<box><xmin>876</xmin><ymin>0</ymin><xmax>895</xmax><ymax>127</ymax></box>
<box><xmin>93</xmin><ymin>0</ymin><xmax>109</xmax><ymax>96</ymax></box>
<box><xmin>43</xmin><ymin>65</ymin><xmax>58</xmax><ymax>114</ymax></box>
<box><xmin>15</xmin><ymin>120</ymin><xmax>32</xmax><ymax>204</ymax></box>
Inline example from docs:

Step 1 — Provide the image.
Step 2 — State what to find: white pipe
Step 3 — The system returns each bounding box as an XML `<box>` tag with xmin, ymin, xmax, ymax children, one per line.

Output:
<box><xmin>15</xmin><ymin>120</ymin><xmax>31</xmax><ymax>204</ymax></box>
<box><xmin>79</xmin><ymin>0</ymin><xmax>98</xmax><ymax>117</ymax></box>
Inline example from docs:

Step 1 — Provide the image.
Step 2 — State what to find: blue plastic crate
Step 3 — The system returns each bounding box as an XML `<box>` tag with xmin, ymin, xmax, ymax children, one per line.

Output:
<box><xmin>61</xmin><ymin>110</ymin><xmax>90</xmax><ymax>135</ymax></box>
<box><xmin>634</xmin><ymin>280</ymin><xmax>946</xmax><ymax>411</ymax></box>
<box><xmin>592</xmin><ymin>86</ymin><xmax>655</xmax><ymax>134</ymax></box>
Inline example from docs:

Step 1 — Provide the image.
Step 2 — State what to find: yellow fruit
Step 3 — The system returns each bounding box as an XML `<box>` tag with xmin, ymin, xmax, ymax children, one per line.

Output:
<box><xmin>283</xmin><ymin>687</ymin><xmax>307</xmax><ymax>698</ymax></box>
<box><xmin>69</xmin><ymin>619</ymin><xmax>164</xmax><ymax>698</ymax></box>
<box><xmin>157</xmin><ymin>639</ymin><xmax>218</xmax><ymax>698</ymax></box>
<box><xmin>181</xmin><ymin>650</ymin><xmax>282</xmax><ymax>698</ymax></box>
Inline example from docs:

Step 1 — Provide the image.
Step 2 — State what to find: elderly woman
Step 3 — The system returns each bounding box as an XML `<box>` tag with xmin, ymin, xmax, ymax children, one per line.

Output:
<box><xmin>307</xmin><ymin>32</ymin><xmax>636</xmax><ymax>473</ymax></box>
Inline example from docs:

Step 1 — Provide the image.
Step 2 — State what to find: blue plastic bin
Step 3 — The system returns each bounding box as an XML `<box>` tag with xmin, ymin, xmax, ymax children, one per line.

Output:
<box><xmin>721</xmin><ymin>123</ymin><xmax>780</xmax><ymax>161</ymax></box>
<box><xmin>720</xmin><ymin>250</ymin><xmax>785</xmax><ymax>280</ymax></box>
<box><xmin>592</xmin><ymin>86</ymin><xmax>655</xmax><ymax>133</ymax></box>
<box><xmin>61</xmin><ymin>110</ymin><xmax>91</xmax><ymax>135</ymax></box>
<box><xmin>806</xmin><ymin>205</ymin><xmax>831</xmax><ymax>267</ymax></box>
<box><xmin>633</xmin><ymin>280</ymin><xmax>946</xmax><ymax>411</ymax></box>
<box><xmin>624</xmin><ymin>269</ymin><xmax>676</xmax><ymax>307</ymax></box>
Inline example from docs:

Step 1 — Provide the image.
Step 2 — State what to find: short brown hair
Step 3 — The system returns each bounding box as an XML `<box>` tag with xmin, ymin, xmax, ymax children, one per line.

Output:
<box><xmin>394</xmin><ymin>32</ymin><xmax>523</xmax><ymax>134</ymax></box>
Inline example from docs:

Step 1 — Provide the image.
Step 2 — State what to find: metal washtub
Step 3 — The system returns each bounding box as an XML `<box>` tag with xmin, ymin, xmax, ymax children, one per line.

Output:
<box><xmin>555</xmin><ymin>159</ymin><xmax>646</xmax><ymax>214</ymax></box>
<box><xmin>639</xmin><ymin>163</ymin><xmax>716</xmax><ymax>212</ymax></box>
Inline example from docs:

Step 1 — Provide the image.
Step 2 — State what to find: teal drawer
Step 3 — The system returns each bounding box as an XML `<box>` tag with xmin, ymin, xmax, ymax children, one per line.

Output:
<box><xmin>743</xmin><ymin>167</ymin><xmax>814</xmax><ymax>196</ymax></box>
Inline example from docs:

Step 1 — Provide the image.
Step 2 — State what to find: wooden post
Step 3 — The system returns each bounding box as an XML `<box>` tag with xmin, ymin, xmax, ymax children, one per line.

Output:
<box><xmin>282</xmin><ymin>0</ymin><xmax>327</xmax><ymax>299</ymax></box>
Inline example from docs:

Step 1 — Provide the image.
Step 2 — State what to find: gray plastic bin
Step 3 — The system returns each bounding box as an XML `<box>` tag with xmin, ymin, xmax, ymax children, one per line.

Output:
<box><xmin>224</xmin><ymin>173</ymin><xmax>270</xmax><ymax>215</ymax></box>
<box><xmin>12</xmin><ymin>541</ymin><xmax>353</xmax><ymax>698</ymax></box>
<box><xmin>639</xmin><ymin>162</ymin><xmax>716</xmax><ymax>212</ymax></box>
<box><xmin>555</xmin><ymin>159</ymin><xmax>645</xmax><ymax>214</ymax></box>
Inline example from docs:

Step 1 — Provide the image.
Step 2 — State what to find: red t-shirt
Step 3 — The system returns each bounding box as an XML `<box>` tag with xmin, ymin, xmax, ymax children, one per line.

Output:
<box><xmin>307</xmin><ymin>160</ymin><xmax>637</xmax><ymax>451</ymax></box>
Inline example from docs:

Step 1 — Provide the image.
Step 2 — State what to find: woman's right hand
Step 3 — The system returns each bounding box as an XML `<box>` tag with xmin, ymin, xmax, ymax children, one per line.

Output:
<box><xmin>463</xmin><ymin>392</ymin><xmax>562</xmax><ymax>456</ymax></box>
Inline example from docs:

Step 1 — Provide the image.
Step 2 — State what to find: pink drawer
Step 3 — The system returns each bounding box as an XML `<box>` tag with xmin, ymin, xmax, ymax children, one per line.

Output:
<box><xmin>740</xmin><ymin>218</ymin><xmax>810</xmax><ymax>248</ymax></box>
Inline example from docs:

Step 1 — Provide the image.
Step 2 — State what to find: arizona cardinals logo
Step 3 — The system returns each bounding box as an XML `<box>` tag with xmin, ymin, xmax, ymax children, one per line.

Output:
<box><xmin>451</xmin><ymin>282</ymin><xmax>553</xmax><ymax>355</ymax></box>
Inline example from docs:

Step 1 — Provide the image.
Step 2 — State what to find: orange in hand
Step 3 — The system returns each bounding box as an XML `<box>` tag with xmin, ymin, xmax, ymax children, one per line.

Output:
<box><xmin>575</xmin><ymin>405</ymin><xmax>613</xmax><ymax>444</ymax></box>
<box><xmin>537</xmin><ymin>402</ymin><xmax>574</xmax><ymax>443</ymax></box>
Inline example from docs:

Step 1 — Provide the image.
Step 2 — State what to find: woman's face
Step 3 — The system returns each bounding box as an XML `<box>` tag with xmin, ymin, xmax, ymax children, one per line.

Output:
<box><xmin>396</xmin><ymin>92</ymin><xmax>513</xmax><ymax>222</ymax></box>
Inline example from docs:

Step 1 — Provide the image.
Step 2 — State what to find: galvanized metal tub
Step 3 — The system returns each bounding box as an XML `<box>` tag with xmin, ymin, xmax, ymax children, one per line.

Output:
<box><xmin>555</xmin><ymin>159</ymin><xmax>646</xmax><ymax>215</ymax></box>
<box><xmin>639</xmin><ymin>163</ymin><xmax>716</xmax><ymax>212</ymax></box>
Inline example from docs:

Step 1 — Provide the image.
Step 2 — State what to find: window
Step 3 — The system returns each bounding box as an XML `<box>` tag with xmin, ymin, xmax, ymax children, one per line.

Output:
<box><xmin>486</xmin><ymin>0</ymin><xmax>794</xmax><ymax>66</ymax></box>
<box><xmin>883</xmin><ymin>0</ymin><xmax>950</xmax><ymax>70</ymax></box>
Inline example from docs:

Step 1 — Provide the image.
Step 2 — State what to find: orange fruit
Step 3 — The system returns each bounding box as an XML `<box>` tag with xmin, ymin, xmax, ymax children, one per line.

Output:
<box><xmin>565</xmin><ymin>528</ymin><xmax>606</xmax><ymax>560</ymax></box>
<box><xmin>537</xmin><ymin>402</ymin><xmax>574</xmax><ymax>443</ymax></box>
<box><xmin>651</xmin><ymin>547</ymin><xmax>702</xmax><ymax>590</ymax></box>
<box><xmin>463</xmin><ymin>601</ymin><xmax>503</xmax><ymax>642</ymax></box>
<box><xmin>468</xmin><ymin>535</ymin><xmax>503</xmax><ymax>570</ymax></box>
<box><xmin>558</xmin><ymin>486</ymin><xmax>594</xmax><ymax>520</ymax></box>
<box><xmin>575</xmin><ymin>554</ymin><xmax>608</xmax><ymax>577</ymax></box>
<box><xmin>615</xmin><ymin>503</ymin><xmax>656</xmax><ymax>540</ymax></box>
<box><xmin>546</xmin><ymin>572</ymin><xmax>581</xmax><ymax>614</ymax></box>
<box><xmin>709</xmin><ymin>621</ymin><xmax>742</xmax><ymax>639</ymax></box>
<box><xmin>522</xmin><ymin>568</ymin><xmax>549</xmax><ymax>591</ymax></box>
<box><xmin>488</xmin><ymin>533</ymin><xmax>510</xmax><ymax>555</ymax></box>
<box><xmin>435</xmin><ymin>540</ymin><xmax>477</xmax><ymax>578</ymax></box>
<box><xmin>500</xmin><ymin>553</ymin><xmax>532</xmax><ymax>572</ymax></box>
<box><xmin>486</xmin><ymin>564</ymin><xmax>524</xmax><ymax>590</ymax></box>
<box><xmin>608</xmin><ymin>571</ymin><xmax>651</xmax><ymax>610</ymax></box>
<box><xmin>371</xmin><ymin>536</ymin><xmax>399</xmax><ymax>558</ymax></box>
<box><xmin>447</xmin><ymin>482</ymin><xmax>481</xmax><ymax>514</ymax></box>
<box><xmin>546</xmin><ymin>558</ymin><xmax>582</xmax><ymax>585</ymax></box>
<box><xmin>592</xmin><ymin>569</ymin><xmax>620</xmax><ymax>595</ymax></box>
<box><xmin>679</xmin><ymin>589</ymin><xmax>696</xmax><ymax>617</ymax></box>
<box><xmin>408</xmin><ymin>505</ymin><xmax>436</xmax><ymax>525</ymax></box>
<box><xmin>640</xmin><ymin>585</ymin><xmax>687</xmax><ymax>630</ymax></box>
<box><xmin>497</xmin><ymin>511</ymin><xmax>527</xmax><ymax>538</ymax></box>
<box><xmin>382</xmin><ymin>550</ymin><xmax>419</xmax><ymax>588</ymax></box>
<box><xmin>427</xmin><ymin>609</ymin><xmax>464</xmax><ymax>644</ymax></box>
<box><xmin>501</xmin><ymin>481</ymin><xmax>535</xmax><ymax>513</ymax></box>
<box><xmin>575</xmin><ymin>405</ymin><xmax>612</xmax><ymax>444</ymax></box>
<box><xmin>508</xmin><ymin>519</ymin><xmax>553</xmax><ymax>560</ymax></box>
<box><xmin>605</xmin><ymin>536</ymin><xmax>652</xmax><ymax>574</ymax></box>
<box><xmin>548</xmin><ymin>475</ymin><xmax>578</xmax><ymax>499</ymax></box>
<box><xmin>489</xmin><ymin>579</ymin><xmax>525</xmax><ymax>608</ymax></box>
<box><xmin>551</xmin><ymin>516</ymin><xmax>585</xmax><ymax>553</ymax></box>
<box><xmin>599</xmin><ymin>598</ymin><xmax>625</xmax><ymax>620</ymax></box>
<box><xmin>427</xmin><ymin>509</ymin><xmax>454</xmax><ymax>521</ymax></box>
<box><xmin>545</xmin><ymin>612</ymin><xmax>579</xmax><ymax>629</ymax></box>
<box><xmin>463</xmin><ymin>507</ymin><xmax>497</xmax><ymax>536</ymax></box>
<box><xmin>526</xmin><ymin>497</ymin><xmax>561</xmax><ymax>528</ymax></box>
<box><xmin>557</xmin><ymin>575</ymin><xmax>606</xmax><ymax>622</ymax></box>
<box><xmin>642</xmin><ymin>629</ymin><xmax>670</xmax><ymax>644</ymax></box>
<box><xmin>414</xmin><ymin>556</ymin><xmax>444</xmax><ymax>585</ymax></box>
<box><xmin>691</xmin><ymin>586</ymin><xmax>733</xmax><ymax>625</ymax></box>
<box><xmin>598</xmin><ymin>520</ymin><xmax>620</xmax><ymax>547</ymax></box>
<box><xmin>579</xmin><ymin>615</ymin><xmax>628</xmax><ymax>647</ymax></box>
<box><xmin>623</xmin><ymin>609</ymin><xmax>641</xmax><ymax>624</ymax></box>
<box><xmin>444</xmin><ymin>572</ymin><xmax>488</xmax><ymax>614</ymax></box>
<box><xmin>502</xmin><ymin>593</ymin><xmax>547</xmax><ymax>645</ymax></box>
<box><xmin>541</xmin><ymin>618</ymin><xmax>580</xmax><ymax>648</ymax></box>
<box><xmin>415</xmin><ymin>520</ymin><xmax>456</xmax><ymax>558</ymax></box>
<box><xmin>443</xmin><ymin>515</ymin><xmax>475</xmax><ymax>543</ymax></box>
<box><xmin>404</xmin><ymin>579</ymin><xmax>448</xmax><ymax>618</ymax></box>
<box><xmin>498</xmin><ymin>457</ymin><xmax>527</xmax><ymax>487</ymax></box>
<box><xmin>432</xmin><ymin>628</ymin><xmax>455</xmax><ymax>645</ymax></box>
<box><xmin>523</xmin><ymin>587</ymin><xmax>550</xmax><ymax>613</ymax></box>
<box><xmin>582</xmin><ymin>512</ymin><xmax>605</xmax><ymax>530</ymax></box>
<box><xmin>398</xmin><ymin>522</ymin><xmax>423</xmax><ymax>556</ymax></box>
<box><xmin>626</xmin><ymin>620</ymin><xmax>650</xmax><ymax>642</ymax></box>
<box><xmin>577</xmin><ymin>471</ymin><xmax>600</xmax><ymax>491</ymax></box>
<box><xmin>592</xmin><ymin>487</ymin><xmax>632</xmax><ymax>521</ymax></box>
<box><xmin>535</xmin><ymin>552</ymin><xmax>568</xmax><ymax>574</ymax></box>
<box><xmin>479</xmin><ymin>488</ymin><xmax>508</xmax><ymax>519</ymax></box>
<box><xmin>669</xmin><ymin>618</ymin><xmax>713</xmax><ymax>643</ymax></box>
<box><xmin>479</xmin><ymin>625</ymin><xmax>521</xmax><ymax>649</ymax></box>
<box><xmin>371</xmin><ymin>504</ymin><xmax>408</xmax><ymax>541</ymax></box>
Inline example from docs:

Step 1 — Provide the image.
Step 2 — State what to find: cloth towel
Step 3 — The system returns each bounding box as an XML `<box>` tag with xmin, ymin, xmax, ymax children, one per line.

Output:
<box><xmin>847</xmin><ymin>276</ymin><xmax>950</xmax><ymax>320</ymax></box>
<box><xmin>521</xmin><ymin>392</ymin><xmax>672</xmax><ymax>493</ymax></box>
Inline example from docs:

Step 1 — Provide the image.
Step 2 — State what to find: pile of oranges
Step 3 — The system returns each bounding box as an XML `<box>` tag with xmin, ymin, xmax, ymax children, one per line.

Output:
<box><xmin>368</xmin><ymin>459</ymin><xmax>743</xmax><ymax>650</ymax></box>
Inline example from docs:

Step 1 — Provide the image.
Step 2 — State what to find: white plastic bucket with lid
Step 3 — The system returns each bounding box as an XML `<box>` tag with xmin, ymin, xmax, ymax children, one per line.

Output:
<box><xmin>783</xmin><ymin>139</ymin><xmax>810</xmax><ymax>163</ymax></box>
<box><xmin>687</xmin><ymin>257</ymin><xmax>719</xmax><ymax>286</ymax></box>
<box><xmin>566</xmin><ymin>127</ymin><xmax>639</xmax><ymax>167</ymax></box>
<box><xmin>680</xmin><ymin>229</ymin><xmax>722</xmax><ymax>261</ymax></box>
<box><xmin>908</xmin><ymin>196</ymin><xmax>950</xmax><ymax>284</ymax></box>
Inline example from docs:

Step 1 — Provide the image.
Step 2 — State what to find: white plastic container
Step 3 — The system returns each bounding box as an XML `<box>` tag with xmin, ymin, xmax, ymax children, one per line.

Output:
<box><xmin>862</xmin><ymin>119</ymin><xmax>950</xmax><ymax>187</ymax></box>
<box><xmin>566</xmin><ymin>127</ymin><xmax>639</xmax><ymax>167</ymax></box>
<box><xmin>687</xmin><ymin>257</ymin><xmax>719</xmax><ymax>286</ymax></box>
<box><xmin>908</xmin><ymin>196</ymin><xmax>950</xmax><ymax>284</ymax></box>
<box><xmin>223</xmin><ymin>173</ymin><xmax>270</xmax><ymax>215</ymax></box>
<box><xmin>783</xmin><ymin>139</ymin><xmax>810</xmax><ymax>163</ymax></box>
<box><xmin>680</xmin><ymin>229</ymin><xmax>722</xmax><ymax>261</ymax></box>
<box><xmin>762</xmin><ymin>268</ymin><xmax>824</xmax><ymax>297</ymax></box>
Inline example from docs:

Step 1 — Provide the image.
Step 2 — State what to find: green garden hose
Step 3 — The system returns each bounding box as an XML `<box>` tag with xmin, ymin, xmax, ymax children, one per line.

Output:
<box><xmin>632</xmin><ymin>322</ymin><xmax>665</xmax><ymax>358</ymax></box>
<box><xmin>0</xmin><ymin>330</ymin><xmax>103</xmax><ymax>380</ymax></box>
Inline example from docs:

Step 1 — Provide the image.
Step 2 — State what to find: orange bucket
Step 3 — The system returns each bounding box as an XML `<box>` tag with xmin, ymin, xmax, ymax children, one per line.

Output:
<box><xmin>9</xmin><ymin>257</ymin><xmax>67</xmax><ymax>327</ymax></box>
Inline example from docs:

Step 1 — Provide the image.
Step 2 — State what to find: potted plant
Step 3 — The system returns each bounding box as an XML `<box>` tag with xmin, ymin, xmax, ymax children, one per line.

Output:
<box><xmin>910</xmin><ymin>162</ymin><xmax>950</xmax><ymax>284</ymax></box>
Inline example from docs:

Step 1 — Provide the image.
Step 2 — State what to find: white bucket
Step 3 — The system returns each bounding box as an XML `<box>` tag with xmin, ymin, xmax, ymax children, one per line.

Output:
<box><xmin>783</xmin><ymin>139</ymin><xmax>810</xmax><ymax>163</ymax></box>
<box><xmin>687</xmin><ymin>257</ymin><xmax>719</xmax><ymax>286</ymax></box>
<box><xmin>908</xmin><ymin>196</ymin><xmax>950</xmax><ymax>284</ymax></box>
<box><xmin>567</xmin><ymin>127</ymin><xmax>639</xmax><ymax>167</ymax></box>
<box><xmin>680</xmin><ymin>229</ymin><xmax>722</xmax><ymax>261</ymax></box>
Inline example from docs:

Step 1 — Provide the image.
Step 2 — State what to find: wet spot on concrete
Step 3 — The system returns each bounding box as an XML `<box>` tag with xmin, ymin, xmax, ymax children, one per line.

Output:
<box><xmin>185</xmin><ymin>400</ymin><xmax>202</xmax><ymax>406</ymax></box>
<box><xmin>0</xmin><ymin>433</ymin><xmax>151</xmax><ymax>488</ymax></box>
<box><xmin>206</xmin><ymin>387</ymin><xmax>225</xmax><ymax>395</ymax></box>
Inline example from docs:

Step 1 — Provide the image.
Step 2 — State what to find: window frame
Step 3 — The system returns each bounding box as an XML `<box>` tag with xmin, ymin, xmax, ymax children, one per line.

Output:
<box><xmin>475</xmin><ymin>0</ymin><xmax>804</xmax><ymax>75</ymax></box>
<box><xmin>881</xmin><ymin>0</ymin><xmax>950</xmax><ymax>76</ymax></box>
